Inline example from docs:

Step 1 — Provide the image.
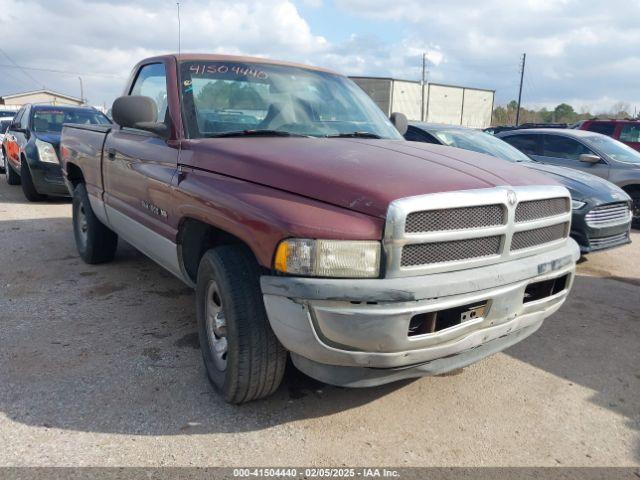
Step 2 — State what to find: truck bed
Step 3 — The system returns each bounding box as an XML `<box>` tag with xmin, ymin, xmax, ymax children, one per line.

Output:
<box><xmin>61</xmin><ymin>123</ymin><xmax>112</xmax><ymax>195</ymax></box>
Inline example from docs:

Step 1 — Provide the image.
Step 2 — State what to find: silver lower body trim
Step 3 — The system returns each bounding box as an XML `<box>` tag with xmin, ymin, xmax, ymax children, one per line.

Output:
<box><xmin>87</xmin><ymin>194</ymin><xmax>110</xmax><ymax>227</ymax></box>
<box><xmin>104</xmin><ymin>204</ymin><xmax>191</xmax><ymax>286</ymax></box>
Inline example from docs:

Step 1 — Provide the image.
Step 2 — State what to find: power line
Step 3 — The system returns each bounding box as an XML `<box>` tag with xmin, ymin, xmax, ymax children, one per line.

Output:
<box><xmin>0</xmin><ymin>48</ymin><xmax>43</xmax><ymax>89</ymax></box>
<box><xmin>0</xmin><ymin>62</ymin><xmax>125</xmax><ymax>79</ymax></box>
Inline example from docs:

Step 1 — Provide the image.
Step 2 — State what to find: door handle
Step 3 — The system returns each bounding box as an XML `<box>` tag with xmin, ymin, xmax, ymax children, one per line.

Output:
<box><xmin>107</xmin><ymin>148</ymin><xmax>116</xmax><ymax>160</ymax></box>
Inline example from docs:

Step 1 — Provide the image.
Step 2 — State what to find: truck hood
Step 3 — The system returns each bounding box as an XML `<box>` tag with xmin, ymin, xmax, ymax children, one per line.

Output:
<box><xmin>525</xmin><ymin>162</ymin><xmax>630</xmax><ymax>204</ymax></box>
<box><xmin>181</xmin><ymin>138</ymin><xmax>559</xmax><ymax>218</ymax></box>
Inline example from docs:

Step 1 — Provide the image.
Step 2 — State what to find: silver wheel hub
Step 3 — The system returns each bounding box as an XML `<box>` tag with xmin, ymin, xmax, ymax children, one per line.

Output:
<box><xmin>205</xmin><ymin>280</ymin><xmax>228</xmax><ymax>371</ymax></box>
<box><xmin>77</xmin><ymin>203</ymin><xmax>89</xmax><ymax>247</ymax></box>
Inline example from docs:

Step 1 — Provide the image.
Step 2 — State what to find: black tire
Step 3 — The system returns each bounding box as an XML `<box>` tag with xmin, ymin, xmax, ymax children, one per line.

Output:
<box><xmin>4</xmin><ymin>155</ymin><xmax>20</xmax><ymax>185</ymax></box>
<box><xmin>627</xmin><ymin>188</ymin><xmax>640</xmax><ymax>229</ymax></box>
<box><xmin>20</xmin><ymin>160</ymin><xmax>46</xmax><ymax>201</ymax></box>
<box><xmin>72</xmin><ymin>183</ymin><xmax>118</xmax><ymax>264</ymax></box>
<box><xmin>196</xmin><ymin>245</ymin><xmax>287</xmax><ymax>404</ymax></box>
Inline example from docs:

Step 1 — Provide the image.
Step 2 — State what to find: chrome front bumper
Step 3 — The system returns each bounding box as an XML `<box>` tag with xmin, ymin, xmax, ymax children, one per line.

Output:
<box><xmin>261</xmin><ymin>239</ymin><xmax>580</xmax><ymax>387</ymax></box>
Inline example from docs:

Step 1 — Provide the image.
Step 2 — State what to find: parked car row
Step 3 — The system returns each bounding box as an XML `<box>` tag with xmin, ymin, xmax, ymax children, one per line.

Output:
<box><xmin>405</xmin><ymin>124</ymin><xmax>634</xmax><ymax>252</ymax></box>
<box><xmin>1</xmin><ymin>104</ymin><xmax>110</xmax><ymax>200</ymax></box>
<box><xmin>497</xmin><ymin>128</ymin><xmax>640</xmax><ymax>228</ymax></box>
<box><xmin>484</xmin><ymin>119</ymin><xmax>640</xmax><ymax>229</ymax></box>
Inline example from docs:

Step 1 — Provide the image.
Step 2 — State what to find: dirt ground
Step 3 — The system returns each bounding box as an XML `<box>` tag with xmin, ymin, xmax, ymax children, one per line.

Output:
<box><xmin>0</xmin><ymin>179</ymin><xmax>638</xmax><ymax>467</ymax></box>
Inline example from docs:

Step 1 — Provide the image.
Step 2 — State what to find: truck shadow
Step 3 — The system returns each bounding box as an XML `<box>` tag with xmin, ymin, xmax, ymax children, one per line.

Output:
<box><xmin>0</xmin><ymin>217</ymin><xmax>410</xmax><ymax>437</ymax></box>
<box><xmin>0</xmin><ymin>215</ymin><xmax>638</xmax><ymax>461</ymax></box>
<box><xmin>0</xmin><ymin>185</ymin><xmax>71</xmax><ymax>205</ymax></box>
<box><xmin>505</xmin><ymin>273</ymin><xmax>640</xmax><ymax>462</ymax></box>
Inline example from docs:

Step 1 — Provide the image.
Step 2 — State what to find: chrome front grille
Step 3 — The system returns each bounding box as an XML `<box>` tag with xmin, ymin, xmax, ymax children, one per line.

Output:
<box><xmin>384</xmin><ymin>186</ymin><xmax>572</xmax><ymax>278</ymax></box>
<box><xmin>590</xmin><ymin>232</ymin><xmax>630</xmax><ymax>250</ymax></box>
<box><xmin>511</xmin><ymin>223</ymin><xmax>569</xmax><ymax>251</ymax></box>
<box><xmin>405</xmin><ymin>205</ymin><xmax>505</xmax><ymax>233</ymax></box>
<box><xmin>585</xmin><ymin>203</ymin><xmax>631</xmax><ymax>228</ymax></box>
<box><xmin>401</xmin><ymin>236</ymin><xmax>502</xmax><ymax>266</ymax></box>
<box><xmin>515</xmin><ymin>197</ymin><xmax>570</xmax><ymax>222</ymax></box>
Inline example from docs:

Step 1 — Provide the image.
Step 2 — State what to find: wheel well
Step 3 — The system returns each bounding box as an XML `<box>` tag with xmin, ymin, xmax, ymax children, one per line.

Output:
<box><xmin>623</xmin><ymin>184</ymin><xmax>640</xmax><ymax>195</ymax></box>
<box><xmin>65</xmin><ymin>162</ymin><xmax>85</xmax><ymax>188</ymax></box>
<box><xmin>178</xmin><ymin>218</ymin><xmax>255</xmax><ymax>284</ymax></box>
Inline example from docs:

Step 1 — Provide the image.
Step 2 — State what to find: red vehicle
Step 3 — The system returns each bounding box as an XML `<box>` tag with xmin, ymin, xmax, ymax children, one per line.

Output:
<box><xmin>60</xmin><ymin>54</ymin><xmax>579</xmax><ymax>403</ymax></box>
<box><xmin>576</xmin><ymin>119</ymin><xmax>640</xmax><ymax>152</ymax></box>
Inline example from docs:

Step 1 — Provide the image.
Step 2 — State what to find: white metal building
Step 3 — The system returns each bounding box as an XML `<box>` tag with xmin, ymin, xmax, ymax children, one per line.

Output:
<box><xmin>0</xmin><ymin>89</ymin><xmax>83</xmax><ymax>108</ymax></box>
<box><xmin>350</xmin><ymin>77</ymin><xmax>495</xmax><ymax>128</ymax></box>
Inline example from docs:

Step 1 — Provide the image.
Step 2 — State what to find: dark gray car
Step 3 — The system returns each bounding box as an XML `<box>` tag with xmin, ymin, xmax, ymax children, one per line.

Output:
<box><xmin>406</xmin><ymin>123</ymin><xmax>633</xmax><ymax>252</ymax></box>
<box><xmin>497</xmin><ymin>128</ymin><xmax>640</xmax><ymax>227</ymax></box>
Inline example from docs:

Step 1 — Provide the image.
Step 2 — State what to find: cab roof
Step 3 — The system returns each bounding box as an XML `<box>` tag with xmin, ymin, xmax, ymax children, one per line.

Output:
<box><xmin>141</xmin><ymin>53</ymin><xmax>340</xmax><ymax>76</ymax></box>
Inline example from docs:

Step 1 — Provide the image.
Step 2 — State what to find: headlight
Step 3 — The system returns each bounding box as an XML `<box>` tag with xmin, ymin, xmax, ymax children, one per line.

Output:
<box><xmin>571</xmin><ymin>200</ymin><xmax>586</xmax><ymax>210</ymax></box>
<box><xmin>35</xmin><ymin>139</ymin><xmax>59</xmax><ymax>164</ymax></box>
<box><xmin>274</xmin><ymin>239</ymin><xmax>381</xmax><ymax>278</ymax></box>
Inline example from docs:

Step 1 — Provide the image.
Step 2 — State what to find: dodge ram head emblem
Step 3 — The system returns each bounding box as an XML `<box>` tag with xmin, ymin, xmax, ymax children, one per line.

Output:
<box><xmin>507</xmin><ymin>190</ymin><xmax>517</xmax><ymax>206</ymax></box>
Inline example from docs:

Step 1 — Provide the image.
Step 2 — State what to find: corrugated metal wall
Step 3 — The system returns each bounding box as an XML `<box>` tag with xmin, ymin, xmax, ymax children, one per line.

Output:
<box><xmin>425</xmin><ymin>84</ymin><xmax>464</xmax><ymax>125</ymax></box>
<box><xmin>351</xmin><ymin>76</ymin><xmax>494</xmax><ymax>128</ymax></box>
<box><xmin>461</xmin><ymin>88</ymin><xmax>494</xmax><ymax>128</ymax></box>
<box><xmin>391</xmin><ymin>81</ymin><xmax>422</xmax><ymax>121</ymax></box>
<box><xmin>350</xmin><ymin>78</ymin><xmax>392</xmax><ymax>116</ymax></box>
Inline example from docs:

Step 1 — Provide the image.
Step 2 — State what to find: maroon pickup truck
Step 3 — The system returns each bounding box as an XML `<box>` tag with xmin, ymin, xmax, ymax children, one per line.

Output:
<box><xmin>60</xmin><ymin>54</ymin><xmax>580</xmax><ymax>403</ymax></box>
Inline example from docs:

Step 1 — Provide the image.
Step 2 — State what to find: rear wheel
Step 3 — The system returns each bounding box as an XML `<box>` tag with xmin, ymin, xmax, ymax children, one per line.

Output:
<box><xmin>20</xmin><ymin>160</ymin><xmax>46</xmax><ymax>201</ymax></box>
<box><xmin>72</xmin><ymin>183</ymin><xmax>118</xmax><ymax>263</ymax></box>
<box><xmin>196</xmin><ymin>245</ymin><xmax>287</xmax><ymax>404</ymax></box>
<box><xmin>4</xmin><ymin>156</ymin><xmax>20</xmax><ymax>185</ymax></box>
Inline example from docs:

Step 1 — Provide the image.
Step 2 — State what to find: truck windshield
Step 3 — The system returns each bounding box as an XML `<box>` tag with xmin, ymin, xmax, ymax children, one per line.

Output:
<box><xmin>429</xmin><ymin>127</ymin><xmax>533</xmax><ymax>163</ymax></box>
<box><xmin>179</xmin><ymin>61</ymin><xmax>402</xmax><ymax>140</ymax></box>
<box><xmin>32</xmin><ymin>107</ymin><xmax>111</xmax><ymax>134</ymax></box>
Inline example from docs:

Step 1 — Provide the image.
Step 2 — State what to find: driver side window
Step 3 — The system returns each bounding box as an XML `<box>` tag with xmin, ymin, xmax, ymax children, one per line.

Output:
<box><xmin>130</xmin><ymin>63</ymin><xmax>168</xmax><ymax>124</ymax></box>
<box><xmin>542</xmin><ymin>135</ymin><xmax>593</xmax><ymax>161</ymax></box>
<box><xmin>11</xmin><ymin>108</ymin><xmax>24</xmax><ymax>130</ymax></box>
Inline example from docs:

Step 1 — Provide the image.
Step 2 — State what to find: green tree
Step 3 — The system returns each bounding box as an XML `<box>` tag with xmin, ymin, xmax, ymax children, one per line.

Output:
<box><xmin>553</xmin><ymin>103</ymin><xmax>576</xmax><ymax>123</ymax></box>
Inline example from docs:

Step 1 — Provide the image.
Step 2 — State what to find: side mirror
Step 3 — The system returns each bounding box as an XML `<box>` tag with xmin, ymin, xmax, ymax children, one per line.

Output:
<box><xmin>112</xmin><ymin>95</ymin><xmax>169</xmax><ymax>138</ymax></box>
<box><xmin>390</xmin><ymin>112</ymin><xmax>408</xmax><ymax>136</ymax></box>
<box><xmin>579</xmin><ymin>153</ymin><xmax>601</xmax><ymax>164</ymax></box>
<box><xmin>10</xmin><ymin>122</ymin><xmax>22</xmax><ymax>131</ymax></box>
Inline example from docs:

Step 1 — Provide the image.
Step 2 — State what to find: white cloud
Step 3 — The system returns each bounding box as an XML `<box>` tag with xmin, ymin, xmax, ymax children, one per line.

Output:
<box><xmin>333</xmin><ymin>0</ymin><xmax>640</xmax><ymax>109</ymax></box>
<box><xmin>0</xmin><ymin>0</ymin><xmax>331</xmax><ymax>105</ymax></box>
<box><xmin>0</xmin><ymin>0</ymin><xmax>638</xmax><ymax>112</ymax></box>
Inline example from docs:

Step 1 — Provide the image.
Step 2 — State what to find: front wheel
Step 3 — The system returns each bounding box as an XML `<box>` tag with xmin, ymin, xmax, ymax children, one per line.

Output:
<box><xmin>20</xmin><ymin>160</ymin><xmax>46</xmax><ymax>201</ymax></box>
<box><xmin>196</xmin><ymin>245</ymin><xmax>287</xmax><ymax>404</ymax></box>
<box><xmin>72</xmin><ymin>183</ymin><xmax>118</xmax><ymax>263</ymax></box>
<box><xmin>4</xmin><ymin>156</ymin><xmax>20</xmax><ymax>185</ymax></box>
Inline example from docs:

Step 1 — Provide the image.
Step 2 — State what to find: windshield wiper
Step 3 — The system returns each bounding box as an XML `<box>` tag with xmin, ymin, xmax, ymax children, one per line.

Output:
<box><xmin>205</xmin><ymin>129</ymin><xmax>305</xmax><ymax>138</ymax></box>
<box><xmin>326</xmin><ymin>131</ymin><xmax>382</xmax><ymax>139</ymax></box>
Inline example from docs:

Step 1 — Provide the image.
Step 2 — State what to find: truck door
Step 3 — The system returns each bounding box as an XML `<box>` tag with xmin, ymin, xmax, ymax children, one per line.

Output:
<box><xmin>102</xmin><ymin>61</ymin><xmax>181</xmax><ymax>273</ymax></box>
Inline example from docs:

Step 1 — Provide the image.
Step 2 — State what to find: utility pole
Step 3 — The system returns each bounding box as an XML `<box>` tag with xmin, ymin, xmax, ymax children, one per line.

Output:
<box><xmin>420</xmin><ymin>52</ymin><xmax>428</xmax><ymax>121</ymax></box>
<box><xmin>515</xmin><ymin>53</ymin><xmax>526</xmax><ymax>126</ymax></box>
<box><xmin>177</xmin><ymin>2</ymin><xmax>181</xmax><ymax>55</ymax></box>
<box><xmin>78</xmin><ymin>76</ymin><xmax>85</xmax><ymax>104</ymax></box>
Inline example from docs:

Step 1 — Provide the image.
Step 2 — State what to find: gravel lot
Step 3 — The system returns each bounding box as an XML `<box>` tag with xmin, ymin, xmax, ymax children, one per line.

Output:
<box><xmin>0</xmin><ymin>179</ymin><xmax>638</xmax><ymax>467</ymax></box>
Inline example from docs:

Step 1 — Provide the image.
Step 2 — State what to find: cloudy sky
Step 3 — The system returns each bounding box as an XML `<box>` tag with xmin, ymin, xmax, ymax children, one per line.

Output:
<box><xmin>0</xmin><ymin>0</ymin><xmax>638</xmax><ymax>113</ymax></box>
